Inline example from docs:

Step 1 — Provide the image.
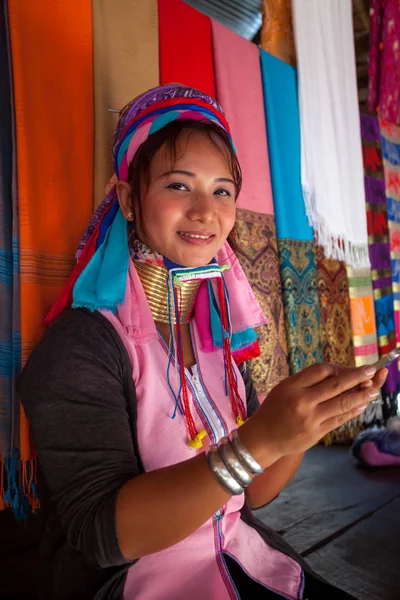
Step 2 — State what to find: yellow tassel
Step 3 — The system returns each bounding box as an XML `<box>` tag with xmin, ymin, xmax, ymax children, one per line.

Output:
<box><xmin>236</xmin><ymin>416</ymin><xmax>245</xmax><ymax>426</ymax></box>
<box><xmin>188</xmin><ymin>429</ymin><xmax>207</xmax><ymax>449</ymax></box>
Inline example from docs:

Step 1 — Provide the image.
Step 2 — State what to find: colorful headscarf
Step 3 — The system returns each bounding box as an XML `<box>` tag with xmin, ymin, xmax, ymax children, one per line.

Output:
<box><xmin>45</xmin><ymin>84</ymin><xmax>267</xmax><ymax>446</ymax></box>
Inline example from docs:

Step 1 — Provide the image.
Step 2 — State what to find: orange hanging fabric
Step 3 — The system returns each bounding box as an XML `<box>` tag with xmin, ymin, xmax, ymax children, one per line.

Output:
<box><xmin>8</xmin><ymin>0</ymin><xmax>94</xmax><ymax>509</ymax></box>
<box><xmin>158</xmin><ymin>0</ymin><xmax>215</xmax><ymax>98</ymax></box>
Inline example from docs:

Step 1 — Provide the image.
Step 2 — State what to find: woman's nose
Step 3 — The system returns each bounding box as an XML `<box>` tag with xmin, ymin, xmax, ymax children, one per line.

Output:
<box><xmin>187</xmin><ymin>193</ymin><xmax>216</xmax><ymax>222</ymax></box>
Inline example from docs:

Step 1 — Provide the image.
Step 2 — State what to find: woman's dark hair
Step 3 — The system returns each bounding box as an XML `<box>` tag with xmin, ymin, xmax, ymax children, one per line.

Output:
<box><xmin>127</xmin><ymin>119</ymin><xmax>242</xmax><ymax>250</ymax></box>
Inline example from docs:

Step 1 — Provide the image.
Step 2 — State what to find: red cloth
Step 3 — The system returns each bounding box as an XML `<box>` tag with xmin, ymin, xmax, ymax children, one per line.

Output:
<box><xmin>158</xmin><ymin>0</ymin><xmax>215</xmax><ymax>97</ymax></box>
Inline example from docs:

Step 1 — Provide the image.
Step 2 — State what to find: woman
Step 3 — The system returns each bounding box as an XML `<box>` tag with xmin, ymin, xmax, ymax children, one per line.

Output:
<box><xmin>18</xmin><ymin>84</ymin><xmax>386</xmax><ymax>600</ymax></box>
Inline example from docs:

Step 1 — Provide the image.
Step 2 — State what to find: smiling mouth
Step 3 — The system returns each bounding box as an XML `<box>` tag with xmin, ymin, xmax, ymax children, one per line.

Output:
<box><xmin>176</xmin><ymin>231</ymin><xmax>216</xmax><ymax>246</ymax></box>
<box><xmin>177</xmin><ymin>231</ymin><xmax>214</xmax><ymax>240</ymax></box>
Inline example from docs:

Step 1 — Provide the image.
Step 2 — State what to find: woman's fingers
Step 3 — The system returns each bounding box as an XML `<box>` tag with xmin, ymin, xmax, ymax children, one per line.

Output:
<box><xmin>290</xmin><ymin>363</ymin><xmax>338</xmax><ymax>388</ymax></box>
<box><xmin>373</xmin><ymin>367</ymin><xmax>388</xmax><ymax>388</ymax></box>
<box><xmin>318</xmin><ymin>386</ymin><xmax>379</xmax><ymax>423</ymax></box>
<box><xmin>321</xmin><ymin>401</ymin><xmax>370</xmax><ymax>436</ymax></box>
<box><xmin>308</xmin><ymin>364</ymin><xmax>376</xmax><ymax>404</ymax></box>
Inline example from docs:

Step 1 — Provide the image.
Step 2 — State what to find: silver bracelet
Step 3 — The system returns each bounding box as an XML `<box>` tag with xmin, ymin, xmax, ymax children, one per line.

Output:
<box><xmin>206</xmin><ymin>446</ymin><xmax>244</xmax><ymax>496</ymax></box>
<box><xmin>229</xmin><ymin>430</ymin><xmax>264</xmax><ymax>475</ymax></box>
<box><xmin>218</xmin><ymin>438</ymin><xmax>253</xmax><ymax>488</ymax></box>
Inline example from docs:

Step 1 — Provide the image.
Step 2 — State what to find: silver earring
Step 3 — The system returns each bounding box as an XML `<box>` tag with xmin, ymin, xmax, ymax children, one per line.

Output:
<box><xmin>127</xmin><ymin>211</ymin><xmax>133</xmax><ymax>220</ymax></box>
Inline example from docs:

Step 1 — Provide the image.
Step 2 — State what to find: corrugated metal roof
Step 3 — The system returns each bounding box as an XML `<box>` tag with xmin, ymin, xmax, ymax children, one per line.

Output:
<box><xmin>184</xmin><ymin>0</ymin><xmax>262</xmax><ymax>40</ymax></box>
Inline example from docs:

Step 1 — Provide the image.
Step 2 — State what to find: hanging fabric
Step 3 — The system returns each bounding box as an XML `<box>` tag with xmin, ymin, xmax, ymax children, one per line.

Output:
<box><xmin>8</xmin><ymin>0</ymin><xmax>94</xmax><ymax>512</ymax></box>
<box><xmin>260</xmin><ymin>49</ymin><xmax>322</xmax><ymax>374</ymax></box>
<box><xmin>317</xmin><ymin>246</ymin><xmax>357</xmax><ymax>445</ymax></box>
<box><xmin>260</xmin><ymin>0</ymin><xmax>296</xmax><ymax>66</ymax></box>
<box><xmin>315</xmin><ymin>247</ymin><xmax>355</xmax><ymax>367</ymax></box>
<box><xmin>368</xmin><ymin>0</ymin><xmax>400</xmax><ymax>125</ymax></box>
<box><xmin>346</xmin><ymin>264</ymin><xmax>382</xmax><ymax>433</ymax></box>
<box><xmin>158</xmin><ymin>0</ymin><xmax>215</xmax><ymax>98</ymax></box>
<box><xmin>0</xmin><ymin>0</ymin><xmax>22</xmax><ymax>515</ymax></box>
<box><xmin>92</xmin><ymin>0</ymin><xmax>159</xmax><ymax>208</ymax></box>
<box><xmin>361</xmin><ymin>113</ymin><xmax>398</xmax><ymax>414</ymax></box>
<box><xmin>380</xmin><ymin>117</ymin><xmax>400</xmax><ymax>417</ymax></box>
<box><xmin>211</xmin><ymin>19</ymin><xmax>289</xmax><ymax>399</ymax></box>
<box><xmin>0</xmin><ymin>0</ymin><xmax>13</xmax><ymax>472</ymax></box>
<box><xmin>292</xmin><ymin>0</ymin><xmax>370</xmax><ymax>268</ymax></box>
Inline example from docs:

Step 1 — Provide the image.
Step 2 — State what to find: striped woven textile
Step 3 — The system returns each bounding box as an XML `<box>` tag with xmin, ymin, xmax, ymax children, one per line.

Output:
<box><xmin>361</xmin><ymin>113</ymin><xmax>398</xmax><ymax>406</ymax></box>
<box><xmin>381</xmin><ymin>117</ymin><xmax>400</xmax><ymax>415</ymax></box>
<box><xmin>92</xmin><ymin>0</ymin><xmax>159</xmax><ymax>208</ymax></box>
<box><xmin>212</xmin><ymin>21</ymin><xmax>289</xmax><ymax>398</ymax></box>
<box><xmin>8</xmin><ymin>0</ymin><xmax>94</xmax><ymax>512</ymax></box>
<box><xmin>0</xmin><ymin>0</ymin><xmax>22</xmax><ymax>514</ymax></box>
<box><xmin>346</xmin><ymin>264</ymin><xmax>382</xmax><ymax>432</ymax></box>
<box><xmin>347</xmin><ymin>266</ymin><xmax>379</xmax><ymax>368</ymax></box>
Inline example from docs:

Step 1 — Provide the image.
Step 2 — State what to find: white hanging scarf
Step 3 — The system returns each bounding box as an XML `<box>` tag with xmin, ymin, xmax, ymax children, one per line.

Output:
<box><xmin>292</xmin><ymin>0</ymin><xmax>370</xmax><ymax>268</ymax></box>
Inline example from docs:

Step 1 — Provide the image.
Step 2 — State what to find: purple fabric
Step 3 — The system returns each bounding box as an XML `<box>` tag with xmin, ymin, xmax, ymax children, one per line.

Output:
<box><xmin>368</xmin><ymin>243</ymin><xmax>391</xmax><ymax>271</ymax></box>
<box><xmin>360</xmin><ymin>111</ymin><xmax>381</xmax><ymax>142</ymax></box>
<box><xmin>364</xmin><ymin>177</ymin><xmax>387</xmax><ymax>205</ymax></box>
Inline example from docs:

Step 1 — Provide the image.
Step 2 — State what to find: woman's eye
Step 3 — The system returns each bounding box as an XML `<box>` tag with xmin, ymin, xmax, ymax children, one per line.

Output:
<box><xmin>215</xmin><ymin>188</ymin><xmax>231</xmax><ymax>197</ymax></box>
<box><xmin>167</xmin><ymin>182</ymin><xmax>188</xmax><ymax>191</ymax></box>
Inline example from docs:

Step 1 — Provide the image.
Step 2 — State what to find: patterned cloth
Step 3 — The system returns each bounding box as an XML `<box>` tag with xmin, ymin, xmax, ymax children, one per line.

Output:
<box><xmin>235</xmin><ymin>209</ymin><xmax>289</xmax><ymax>398</ymax></box>
<box><xmin>8</xmin><ymin>0</ymin><xmax>94</xmax><ymax>512</ymax></box>
<box><xmin>368</xmin><ymin>0</ymin><xmax>400</xmax><ymax>125</ymax></box>
<box><xmin>211</xmin><ymin>22</ymin><xmax>289</xmax><ymax>396</ymax></box>
<box><xmin>361</xmin><ymin>113</ymin><xmax>398</xmax><ymax>400</ymax></box>
<box><xmin>92</xmin><ymin>0</ymin><xmax>159</xmax><ymax>208</ymax></box>
<box><xmin>260</xmin><ymin>50</ymin><xmax>322</xmax><ymax>374</ymax></box>
<box><xmin>381</xmin><ymin>118</ymin><xmax>400</xmax><ymax>407</ymax></box>
<box><xmin>278</xmin><ymin>241</ymin><xmax>322</xmax><ymax>373</ymax></box>
<box><xmin>315</xmin><ymin>247</ymin><xmax>355</xmax><ymax>368</ymax></box>
<box><xmin>260</xmin><ymin>0</ymin><xmax>296</xmax><ymax>66</ymax></box>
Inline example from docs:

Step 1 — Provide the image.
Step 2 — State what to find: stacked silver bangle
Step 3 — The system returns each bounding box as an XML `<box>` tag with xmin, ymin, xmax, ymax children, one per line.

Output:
<box><xmin>206</xmin><ymin>429</ymin><xmax>264</xmax><ymax>496</ymax></box>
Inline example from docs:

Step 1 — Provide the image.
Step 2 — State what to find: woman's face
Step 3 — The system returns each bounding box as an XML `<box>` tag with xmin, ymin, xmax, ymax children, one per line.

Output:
<box><xmin>118</xmin><ymin>129</ymin><xmax>237</xmax><ymax>267</ymax></box>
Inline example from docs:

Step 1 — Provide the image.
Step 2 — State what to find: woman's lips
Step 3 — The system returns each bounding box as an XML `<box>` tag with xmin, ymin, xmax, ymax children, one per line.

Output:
<box><xmin>177</xmin><ymin>231</ymin><xmax>216</xmax><ymax>246</ymax></box>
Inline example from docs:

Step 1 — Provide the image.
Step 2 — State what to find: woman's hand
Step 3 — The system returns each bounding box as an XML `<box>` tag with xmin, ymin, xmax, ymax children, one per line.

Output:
<box><xmin>239</xmin><ymin>363</ymin><xmax>387</xmax><ymax>469</ymax></box>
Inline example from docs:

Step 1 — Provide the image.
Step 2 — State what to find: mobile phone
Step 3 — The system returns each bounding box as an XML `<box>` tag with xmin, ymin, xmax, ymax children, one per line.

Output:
<box><xmin>372</xmin><ymin>348</ymin><xmax>400</xmax><ymax>371</ymax></box>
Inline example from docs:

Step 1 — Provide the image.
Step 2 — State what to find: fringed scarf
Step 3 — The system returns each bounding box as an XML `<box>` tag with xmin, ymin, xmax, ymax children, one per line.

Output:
<box><xmin>292</xmin><ymin>0</ymin><xmax>370</xmax><ymax>268</ymax></box>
